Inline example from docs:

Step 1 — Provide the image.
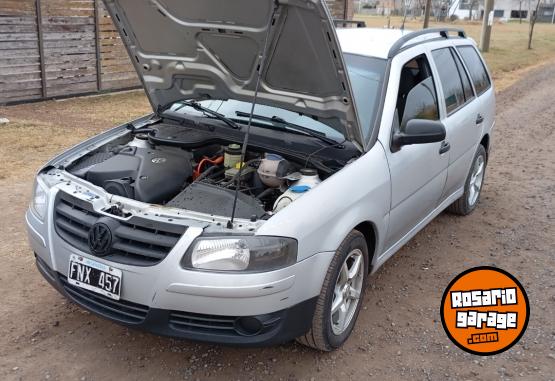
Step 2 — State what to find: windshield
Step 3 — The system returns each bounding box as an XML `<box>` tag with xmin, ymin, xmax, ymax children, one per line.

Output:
<box><xmin>344</xmin><ymin>54</ymin><xmax>387</xmax><ymax>139</ymax></box>
<box><xmin>169</xmin><ymin>100</ymin><xmax>344</xmax><ymax>139</ymax></box>
<box><xmin>167</xmin><ymin>54</ymin><xmax>386</xmax><ymax>141</ymax></box>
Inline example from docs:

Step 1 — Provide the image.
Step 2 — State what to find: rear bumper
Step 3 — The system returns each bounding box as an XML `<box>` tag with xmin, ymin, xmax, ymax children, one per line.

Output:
<box><xmin>35</xmin><ymin>254</ymin><xmax>317</xmax><ymax>346</ymax></box>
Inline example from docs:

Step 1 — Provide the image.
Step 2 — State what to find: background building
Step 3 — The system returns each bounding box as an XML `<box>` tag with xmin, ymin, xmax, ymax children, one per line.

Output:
<box><xmin>450</xmin><ymin>0</ymin><xmax>554</xmax><ymax>22</ymax></box>
<box><xmin>356</xmin><ymin>0</ymin><xmax>555</xmax><ymax>22</ymax></box>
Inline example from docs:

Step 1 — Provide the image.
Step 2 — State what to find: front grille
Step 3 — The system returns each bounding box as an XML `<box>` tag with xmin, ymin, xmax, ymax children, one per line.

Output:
<box><xmin>169</xmin><ymin>310</ymin><xmax>282</xmax><ymax>337</ymax></box>
<box><xmin>54</xmin><ymin>192</ymin><xmax>187</xmax><ymax>266</ymax></box>
<box><xmin>169</xmin><ymin>311</ymin><xmax>238</xmax><ymax>335</ymax></box>
<box><xmin>59</xmin><ymin>275</ymin><xmax>149</xmax><ymax>324</ymax></box>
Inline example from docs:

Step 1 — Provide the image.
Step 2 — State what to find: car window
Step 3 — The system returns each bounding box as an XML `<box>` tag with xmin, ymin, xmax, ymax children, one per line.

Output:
<box><xmin>168</xmin><ymin>54</ymin><xmax>387</xmax><ymax>142</ymax></box>
<box><xmin>171</xmin><ymin>99</ymin><xmax>344</xmax><ymax>139</ymax></box>
<box><xmin>395</xmin><ymin>54</ymin><xmax>439</xmax><ymax>130</ymax></box>
<box><xmin>452</xmin><ymin>49</ymin><xmax>475</xmax><ymax>101</ymax></box>
<box><xmin>457</xmin><ymin>45</ymin><xmax>491</xmax><ymax>96</ymax></box>
<box><xmin>432</xmin><ymin>48</ymin><xmax>468</xmax><ymax>114</ymax></box>
<box><xmin>344</xmin><ymin>54</ymin><xmax>387</xmax><ymax>139</ymax></box>
<box><xmin>401</xmin><ymin>77</ymin><xmax>439</xmax><ymax>128</ymax></box>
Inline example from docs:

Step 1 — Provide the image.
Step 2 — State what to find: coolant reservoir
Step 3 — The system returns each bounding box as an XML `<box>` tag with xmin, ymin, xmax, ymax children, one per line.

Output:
<box><xmin>272</xmin><ymin>168</ymin><xmax>321</xmax><ymax>213</ymax></box>
<box><xmin>257</xmin><ymin>153</ymin><xmax>290</xmax><ymax>188</ymax></box>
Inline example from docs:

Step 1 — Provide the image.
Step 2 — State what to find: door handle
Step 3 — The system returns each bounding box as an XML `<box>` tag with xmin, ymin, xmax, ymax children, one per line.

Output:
<box><xmin>476</xmin><ymin>114</ymin><xmax>484</xmax><ymax>124</ymax></box>
<box><xmin>439</xmin><ymin>141</ymin><xmax>450</xmax><ymax>154</ymax></box>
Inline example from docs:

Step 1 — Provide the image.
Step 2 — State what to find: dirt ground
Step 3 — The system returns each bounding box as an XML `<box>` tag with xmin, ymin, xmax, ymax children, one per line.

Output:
<box><xmin>1</xmin><ymin>63</ymin><xmax>554</xmax><ymax>381</ymax></box>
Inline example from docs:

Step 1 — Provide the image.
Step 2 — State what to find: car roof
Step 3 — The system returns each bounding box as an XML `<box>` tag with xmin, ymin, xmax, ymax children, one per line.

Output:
<box><xmin>336</xmin><ymin>27</ymin><xmax>471</xmax><ymax>59</ymax></box>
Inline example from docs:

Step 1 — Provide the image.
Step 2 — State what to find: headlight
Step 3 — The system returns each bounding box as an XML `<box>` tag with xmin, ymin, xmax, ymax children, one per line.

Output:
<box><xmin>183</xmin><ymin>236</ymin><xmax>297</xmax><ymax>272</ymax></box>
<box><xmin>31</xmin><ymin>180</ymin><xmax>48</xmax><ymax>220</ymax></box>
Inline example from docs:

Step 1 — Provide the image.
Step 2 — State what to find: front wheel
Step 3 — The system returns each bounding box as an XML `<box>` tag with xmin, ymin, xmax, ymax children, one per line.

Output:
<box><xmin>296</xmin><ymin>230</ymin><xmax>368</xmax><ymax>351</ymax></box>
<box><xmin>447</xmin><ymin>144</ymin><xmax>487</xmax><ymax>215</ymax></box>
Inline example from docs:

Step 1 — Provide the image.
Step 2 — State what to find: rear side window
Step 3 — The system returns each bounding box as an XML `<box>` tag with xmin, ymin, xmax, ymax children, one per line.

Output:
<box><xmin>452</xmin><ymin>51</ymin><xmax>474</xmax><ymax>102</ymax></box>
<box><xmin>457</xmin><ymin>46</ymin><xmax>491</xmax><ymax>96</ymax></box>
<box><xmin>432</xmin><ymin>48</ymin><xmax>466</xmax><ymax>114</ymax></box>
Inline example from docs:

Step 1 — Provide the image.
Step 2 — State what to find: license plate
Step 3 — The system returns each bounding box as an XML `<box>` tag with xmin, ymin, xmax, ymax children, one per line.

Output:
<box><xmin>68</xmin><ymin>254</ymin><xmax>122</xmax><ymax>300</ymax></box>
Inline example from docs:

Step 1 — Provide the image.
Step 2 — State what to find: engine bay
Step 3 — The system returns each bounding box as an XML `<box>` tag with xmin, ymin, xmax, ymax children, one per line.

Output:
<box><xmin>67</xmin><ymin>120</ymin><xmax>360</xmax><ymax>220</ymax></box>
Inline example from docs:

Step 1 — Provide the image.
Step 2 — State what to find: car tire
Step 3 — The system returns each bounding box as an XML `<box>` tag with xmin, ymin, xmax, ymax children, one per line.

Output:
<box><xmin>447</xmin><ymin>144</ymin><xmax>487</xmax><ymax>216</ymax></box>
<box><xmin>296</xmin><ymin>230</ymin><xmax>369</xmax><ymax>351</ymax></box>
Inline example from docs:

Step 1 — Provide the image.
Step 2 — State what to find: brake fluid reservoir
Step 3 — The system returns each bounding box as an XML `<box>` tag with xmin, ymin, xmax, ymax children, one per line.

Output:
<box><xmin>272</xmin><ymin>168</ymin><xmax>321</xmax><ymax>213</ymax></box>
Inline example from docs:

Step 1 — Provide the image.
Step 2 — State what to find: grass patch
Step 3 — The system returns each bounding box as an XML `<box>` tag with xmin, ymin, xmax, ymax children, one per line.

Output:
<box><xmin>0</xmin><ymin>91</ymin><xmax>151</xmax><ymax>182</ymax></box>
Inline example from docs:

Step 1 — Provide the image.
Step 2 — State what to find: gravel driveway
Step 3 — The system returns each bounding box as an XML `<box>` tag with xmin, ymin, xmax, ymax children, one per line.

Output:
<box><xmin>0</xmin><ymin>63</ymin><xmax>554</xmax><ymax>381</ymax></box>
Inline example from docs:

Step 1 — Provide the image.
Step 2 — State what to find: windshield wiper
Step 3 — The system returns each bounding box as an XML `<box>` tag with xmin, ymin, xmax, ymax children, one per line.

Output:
<box><xmin>234</xmin><ymin>111</ymin><xmax>340</xmax><ymax>146</ymax></box>
<box><xmin>162</xmin><ymin>100</ymin><xmax>240</xmax><ymax>130</ymax></box>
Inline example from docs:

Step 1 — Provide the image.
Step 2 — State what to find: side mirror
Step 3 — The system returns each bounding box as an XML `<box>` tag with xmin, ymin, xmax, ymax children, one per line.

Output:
<box><xmin>392</xmin><ymin>119</ymin><xmax>446</xmax><ymax>149</ymax></box>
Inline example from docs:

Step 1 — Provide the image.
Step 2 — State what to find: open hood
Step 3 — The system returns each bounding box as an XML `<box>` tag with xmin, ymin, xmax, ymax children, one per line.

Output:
<box><xmin>103</xmin><ymin>0</ymin><xmax>364</xmax><ymax>148</ymax></box>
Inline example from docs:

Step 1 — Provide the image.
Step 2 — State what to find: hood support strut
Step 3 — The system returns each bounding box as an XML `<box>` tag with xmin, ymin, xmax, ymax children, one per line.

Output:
<box><xmin>228</xmin><ymin>1</ymin><xmax>279</xmax><ymax>228</ymax></box>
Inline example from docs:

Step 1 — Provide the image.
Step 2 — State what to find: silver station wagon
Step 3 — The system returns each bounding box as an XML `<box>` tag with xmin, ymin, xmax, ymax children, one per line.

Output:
<box><xmin>26</xmin><ymin>0</ymin><xmax>494</xmax><ymax>350</ymax></box>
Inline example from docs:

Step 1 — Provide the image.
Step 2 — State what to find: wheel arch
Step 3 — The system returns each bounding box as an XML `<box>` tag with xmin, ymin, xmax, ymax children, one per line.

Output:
<box><xmin>480</xmin><ymin>133</ymin><xmax>490</xmax><ymax>159</ymax></box>
<box><xmin>353</xmin><ymin>221</ymin><xmax>378</xmax><ymax>273</ymax></box>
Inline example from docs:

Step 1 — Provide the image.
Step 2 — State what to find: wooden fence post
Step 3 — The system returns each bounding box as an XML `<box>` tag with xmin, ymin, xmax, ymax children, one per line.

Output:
<box><xmin>35</xmin><ymin>0</ymin><xmax>47</xmax><ymax>99</ymax></box>
<box><xmin>94</xmin><ymin>0</ymin><xmax>102</xmax><ymax>91</ymax></box>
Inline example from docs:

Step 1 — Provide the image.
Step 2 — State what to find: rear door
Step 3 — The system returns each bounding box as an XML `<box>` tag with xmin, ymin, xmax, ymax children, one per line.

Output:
<box><xmin>430</xmin><ymin>46</ymin><xmax>482</xmax><ymax>198</ymax></box>
<box><xmin>456</xmin><ymin>44</ymin><xmax>495</xmax><ymax>143</ymax></box>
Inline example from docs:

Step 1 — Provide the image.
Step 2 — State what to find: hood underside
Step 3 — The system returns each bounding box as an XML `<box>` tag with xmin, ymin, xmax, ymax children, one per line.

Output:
<box><xmin>102</xmin><ymin>0</ymin><xmax>364</xmax><ymax>148</ymax></box>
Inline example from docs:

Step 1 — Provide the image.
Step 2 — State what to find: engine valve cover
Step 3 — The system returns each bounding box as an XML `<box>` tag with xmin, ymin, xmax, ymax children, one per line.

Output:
<box><xmin>82</xmin><ymin>146</ymin><xmax>192</xmax><ymax>203</ymax></box>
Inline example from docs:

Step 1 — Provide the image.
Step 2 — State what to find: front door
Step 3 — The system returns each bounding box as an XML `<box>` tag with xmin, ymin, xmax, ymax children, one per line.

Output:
<box><xmin>383</xmin><ymin>53</ymin><xmax>449</xmax><ymax>250</ymax></box>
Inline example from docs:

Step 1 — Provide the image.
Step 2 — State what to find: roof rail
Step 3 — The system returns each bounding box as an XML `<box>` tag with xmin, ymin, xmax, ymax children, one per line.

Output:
<box><xmin>387</xmin><ymin>27</ymin><xmax>467</xmax><ymax>58</ymax></box>
<box><xmin>333</xmin><ymin>19</ymin><xmax>366</xmax><ymax>28</ymax></box>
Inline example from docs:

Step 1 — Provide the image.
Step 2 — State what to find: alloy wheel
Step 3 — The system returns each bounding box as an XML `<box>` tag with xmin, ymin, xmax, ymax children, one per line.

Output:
<box><xmin>330</xmin><ymin>249</ymin><xmax>365</xmax><ymax>335</ymax></box>
<box><xmin>468</xmin><ymin>154</ymin><xmax>485</xmax><ymax>206</ymax></box>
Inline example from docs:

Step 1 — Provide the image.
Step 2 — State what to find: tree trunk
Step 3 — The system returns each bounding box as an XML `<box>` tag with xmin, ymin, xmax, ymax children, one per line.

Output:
<box><xmin>480</xmin><ymin>0</ymin><xmax>494</xmax><ymax>52</ymax></box>
<box><xmin>423</xmin><ymin>0</ymin><xmax>432</xmax><ymax>28</ymax></box>
<box><xmin>528</xmin><ymin>0</ymin><xmax>542</xmax><ymax>49</ymax></box>
<box><xmin>528</xmin><ymin>22</ymin><xmax>534</xmax><ymax>49</ymax></box>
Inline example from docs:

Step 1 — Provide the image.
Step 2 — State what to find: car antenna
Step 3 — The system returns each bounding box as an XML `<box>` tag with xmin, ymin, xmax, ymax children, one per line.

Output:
<box><xmin>227</xmin><ymin>2</ymin><xmax>279</xmax><ymax>229</ymax></box>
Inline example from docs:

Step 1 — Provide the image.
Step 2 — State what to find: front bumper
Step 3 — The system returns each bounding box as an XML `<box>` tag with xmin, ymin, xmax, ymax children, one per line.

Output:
<box><xmin>26</xmin><ymin>199</ymin><xmax>333</xmax><ymax>345</ymax></box>
<box><xmin>35</xmin><ymin>254</ymin><xmax>317</xmax><ymax>346</ymax></box>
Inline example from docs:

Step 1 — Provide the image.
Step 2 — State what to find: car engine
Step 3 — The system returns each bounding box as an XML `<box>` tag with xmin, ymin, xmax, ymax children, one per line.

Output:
<box><xmin>67</xmin><ymin>122</ymin><xmax>357</xmax><ymax>220</ymax></box>
<box><xmin>69</xmin><ymin>135</ymin><xmax>192</xmax><ymax>204</ymax></box>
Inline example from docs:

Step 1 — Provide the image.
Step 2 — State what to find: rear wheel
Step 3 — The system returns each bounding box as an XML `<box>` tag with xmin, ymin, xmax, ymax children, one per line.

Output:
<box><xmin>296</xmin><ymin>230</ymin><xmax>368</xmax><ymax>351</ymax></box>
<box><xmin>447</xmin><ymin>144</ymin><xmax>487</xmax><ymax>215</ymax></box>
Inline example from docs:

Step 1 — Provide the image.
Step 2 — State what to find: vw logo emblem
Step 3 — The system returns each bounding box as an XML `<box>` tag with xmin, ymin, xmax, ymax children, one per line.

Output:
<box><xmin>88</xmin><ymin>222</ymin><xmax>112</xmax><ymax>256</ymax></box>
